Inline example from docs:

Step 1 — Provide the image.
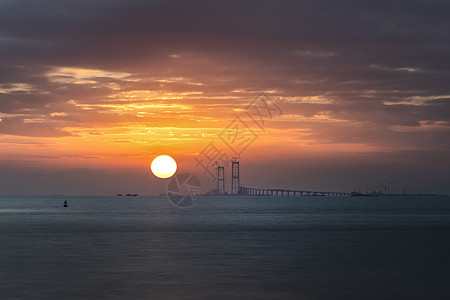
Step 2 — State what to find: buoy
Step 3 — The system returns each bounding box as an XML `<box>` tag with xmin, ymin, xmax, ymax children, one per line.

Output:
<box><xmin>63</xmin><ymin>200</ymin><xmax>68</xmax><ymax>207</ymax></box>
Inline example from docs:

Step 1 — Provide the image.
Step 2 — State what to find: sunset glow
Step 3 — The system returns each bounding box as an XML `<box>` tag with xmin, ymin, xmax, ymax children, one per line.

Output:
<box><xmin>0</xmin><ymin>1</ymin><xmax>449</xmax><ymax>195</ymax></box>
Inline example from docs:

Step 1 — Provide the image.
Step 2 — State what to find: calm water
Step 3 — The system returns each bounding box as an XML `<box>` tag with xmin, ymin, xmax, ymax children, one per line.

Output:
<box><xmin>1</xmin><ymin>195</ymin><xmax>449</xmax><ymax>300</ymax></box>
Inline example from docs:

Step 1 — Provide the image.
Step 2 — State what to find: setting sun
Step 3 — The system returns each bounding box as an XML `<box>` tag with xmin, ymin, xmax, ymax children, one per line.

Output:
<box><xmin>151</xmin><ymin>155</ymin><xmax>177</xmax><ymax>178</ymax></box>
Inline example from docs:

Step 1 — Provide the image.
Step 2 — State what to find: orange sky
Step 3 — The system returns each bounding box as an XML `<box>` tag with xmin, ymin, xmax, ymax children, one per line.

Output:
<box><xmin>0</xmin><ymin>1</ymin><xmax>449</xmax><ymax>194</ymax></box>
<box><xmin>0</xmin><ymin>69</ymin><xmax>382</xmax><ymax>171</ymax></box>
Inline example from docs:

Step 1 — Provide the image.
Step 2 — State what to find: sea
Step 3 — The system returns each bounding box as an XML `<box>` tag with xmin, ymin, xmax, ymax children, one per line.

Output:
<box><xmin>1</xmin><ymin>195</ymin><xmax>449</xmax><ymax>300</ymax></box>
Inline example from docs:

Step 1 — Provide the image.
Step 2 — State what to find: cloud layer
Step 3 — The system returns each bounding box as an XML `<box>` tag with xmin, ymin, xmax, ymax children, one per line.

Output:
<box><xmin>0</xmin><ymin>0</ymin><xmax>449</xmax><ymax>193</ymax></box>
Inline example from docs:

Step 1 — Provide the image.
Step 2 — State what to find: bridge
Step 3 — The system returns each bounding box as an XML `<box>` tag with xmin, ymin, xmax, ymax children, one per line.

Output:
<box><xmin>238</xmin><ymin>187</ymin><xmax>350</xmax><ymax>197</ymax></box>
<box><xmin>213</xmin><ymin>158</ymin><xmax>350</xmax><ymax>197</ymax></box>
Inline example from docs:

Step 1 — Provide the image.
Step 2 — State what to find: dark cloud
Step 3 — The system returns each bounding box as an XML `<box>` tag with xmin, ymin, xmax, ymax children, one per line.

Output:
<box><xmin>0</xmin><ymin>116</ymin><xmax>72</xmax><ymax>137</ymax></box>
<box><xmin>0</xmin><ymin>0</ymin><xmax>449</xmax><ymax>193</ymax></box>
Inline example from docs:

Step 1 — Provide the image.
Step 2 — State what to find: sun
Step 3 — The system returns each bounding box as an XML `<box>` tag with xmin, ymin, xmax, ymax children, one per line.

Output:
<box><xmin>151</xmin><ymin>155</ymin><xmax>177</xmax><ymax>178</ymax></box>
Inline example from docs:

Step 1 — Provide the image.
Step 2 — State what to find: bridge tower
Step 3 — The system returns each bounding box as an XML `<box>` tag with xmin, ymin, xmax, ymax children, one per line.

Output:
<box><xmin>217</xmin><ymin>165</ymin><xmax>225</xmax><ymax>194</ymax></box>
<box><xmin>231</xmin><ymin>157</ymin><xmax>240</xmax><ymax>195</ymax></box>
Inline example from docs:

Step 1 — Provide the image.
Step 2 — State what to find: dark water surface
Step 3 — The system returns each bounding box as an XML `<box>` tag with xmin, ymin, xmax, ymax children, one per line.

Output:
<box><xmin>1</xmin><ymin>195</ymin><xmax>449</xmax><ymax>299</ymax></box>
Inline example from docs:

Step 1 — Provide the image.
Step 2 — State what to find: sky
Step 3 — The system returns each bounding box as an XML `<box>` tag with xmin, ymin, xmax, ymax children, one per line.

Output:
<box><xmin>0</xmin><ymin>0</ymin><xmax>449</xmax><ymax>195</ymax></box>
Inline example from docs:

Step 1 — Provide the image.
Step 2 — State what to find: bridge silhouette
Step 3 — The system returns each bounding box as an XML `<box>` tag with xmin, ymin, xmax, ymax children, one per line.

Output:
<box><xmin>212</xmin><ymin>158</ymin><xmax>349</xmax><ymax>197</ymax></box>
<box><xmin>238</xmin><ymin>187</ymin><xmax>350</xmax><ymax>197</ymax></box>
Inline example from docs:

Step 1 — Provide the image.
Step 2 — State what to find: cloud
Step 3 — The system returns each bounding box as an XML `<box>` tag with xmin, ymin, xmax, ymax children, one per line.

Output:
<box><xmin>0</xmin><ymin>0</ymin><xmax>449</xmax><ymax>193</ymax></box>
<box><xmin>0</xmin><ymin>117</ymin><xmax>72</xmax><ymax>137</ymax></box>
<box><xmin>0</xmin><ymin>1</ymin><xmax>449</xmax><ymax>120</ymax></box>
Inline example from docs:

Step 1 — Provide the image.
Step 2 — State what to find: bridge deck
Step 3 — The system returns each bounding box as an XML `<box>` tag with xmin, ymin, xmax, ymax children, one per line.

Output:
<box><xmin>238</xmin><ymin>187</ymin><xmax>350</xmax><ymax>197</ymax></box>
